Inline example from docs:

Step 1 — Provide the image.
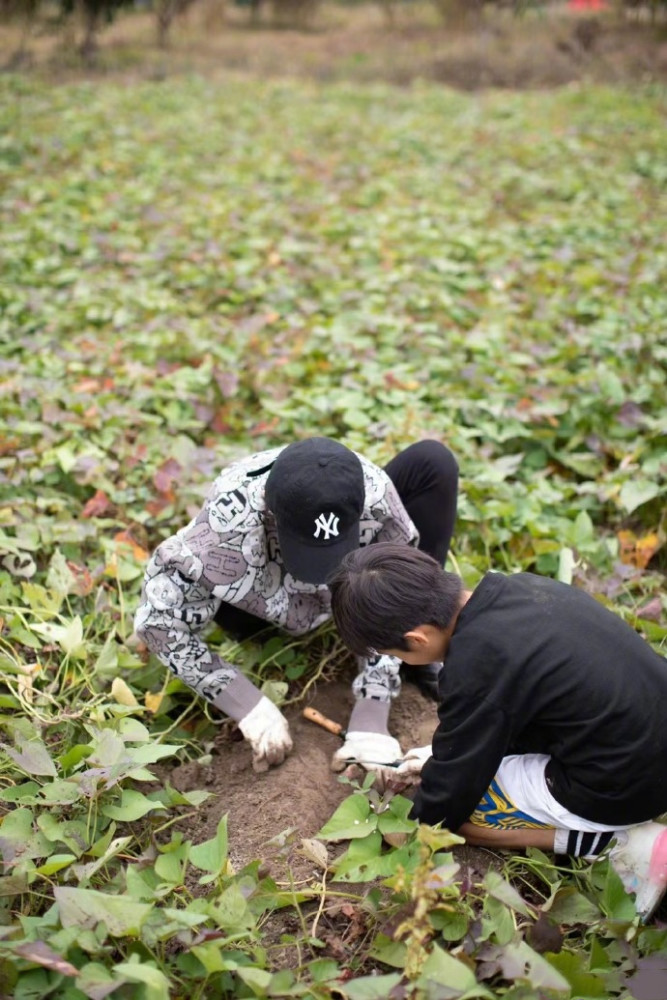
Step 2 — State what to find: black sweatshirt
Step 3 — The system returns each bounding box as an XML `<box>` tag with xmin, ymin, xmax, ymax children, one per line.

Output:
<box><xmin>411</xmin><ymin>573</ymin><xmax>667</xmax><ymax>831</ymax></box>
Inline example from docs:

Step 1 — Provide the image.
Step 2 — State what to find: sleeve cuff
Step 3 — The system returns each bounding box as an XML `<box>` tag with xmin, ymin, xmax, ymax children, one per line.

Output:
<box><xmin>212</xmin><ymin>671</ymin><xmax>263</xmax><ymax>722</ymax></box>
<box><xmin>347</xmin><ymin>698</ymin><xmax>391</xmax><ymax>735</ymax></box>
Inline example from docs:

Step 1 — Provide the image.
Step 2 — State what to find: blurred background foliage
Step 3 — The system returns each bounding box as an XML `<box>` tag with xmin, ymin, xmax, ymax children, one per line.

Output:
<box><xmin>2</xmin><ymin>0</ymin><xmax>667</xmax><ymax>82</ymax></box>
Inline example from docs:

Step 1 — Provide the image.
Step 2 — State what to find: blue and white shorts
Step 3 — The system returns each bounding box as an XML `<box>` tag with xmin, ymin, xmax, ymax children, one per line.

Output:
<box><xmin>469</xmin><ymin>754</ymin><xmax>620</xmax><ymax>833</ymax></box>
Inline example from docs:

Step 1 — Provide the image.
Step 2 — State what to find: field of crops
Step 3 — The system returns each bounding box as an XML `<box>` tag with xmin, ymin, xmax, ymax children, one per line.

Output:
<box><xmin>1</xmin><ymin>74</ymin><xmax>666</xmax><ymax>997</ymax></box>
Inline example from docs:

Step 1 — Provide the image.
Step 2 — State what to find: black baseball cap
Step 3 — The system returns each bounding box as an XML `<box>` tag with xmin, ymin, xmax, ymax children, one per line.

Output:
<box><xmin>265</xmin><ymin>438</ymin><xmax>365</xmax><ymax>584</ymax></box>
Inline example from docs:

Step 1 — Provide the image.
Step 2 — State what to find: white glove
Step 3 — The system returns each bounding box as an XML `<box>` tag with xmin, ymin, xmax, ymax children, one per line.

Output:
<box><xmin>394</xmin><ymin>745</ymin><xmax>432</xmax><ymax>783</ymax></box>
<box><xmin>238</xmin><ymin>696</ymin><xmax>293</xmax><ymax>772</ymax></box>
<box><xmin>331</xmin><ymin>731</ymin><xmax>402</xmax><ymax>790</ymax></box>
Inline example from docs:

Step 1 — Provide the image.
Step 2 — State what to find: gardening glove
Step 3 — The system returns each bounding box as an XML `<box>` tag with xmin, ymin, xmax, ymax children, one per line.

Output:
<box><xmin>394</xmin><ymin>745</ymin><xmax>432</xmax><ymax>784</ymax></box>
<box><xmin>238</xmin><ymin>696</ymin><xmax>293</xmax><ymax>772</ymax></box>
<box><xmin>331</xmin><ymin>731</ymin><xmax>402</xmax><ymax>791</ymax></box>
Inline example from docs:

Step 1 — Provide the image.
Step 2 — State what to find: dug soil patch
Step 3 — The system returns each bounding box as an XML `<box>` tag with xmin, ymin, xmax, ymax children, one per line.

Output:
<box><xmin>164</xmin><ymin>677</ymin><xmax>439</xmax><ymax>875</ymax></box>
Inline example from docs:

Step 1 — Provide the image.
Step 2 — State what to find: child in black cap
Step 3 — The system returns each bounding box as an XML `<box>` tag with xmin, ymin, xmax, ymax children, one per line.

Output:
<box><xmin>328</xmin><ymin>542</ymin><xmax>667</xmax><ymax>921</ymax></box>
<box><xmin>135</xmin><ymin>437</ymin><xmax>458</xmax><ymax>776</ymax></box>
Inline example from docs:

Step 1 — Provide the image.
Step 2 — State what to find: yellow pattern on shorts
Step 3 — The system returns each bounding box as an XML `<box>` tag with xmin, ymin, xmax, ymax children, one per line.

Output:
<box><xmin>469</xmin><ymin>778</ymin><xmax>550</xmax><ymax>830</ymax></box>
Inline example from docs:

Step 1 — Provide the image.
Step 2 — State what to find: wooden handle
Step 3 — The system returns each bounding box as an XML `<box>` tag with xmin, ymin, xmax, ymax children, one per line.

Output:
<box><xmin>302</xmin><ymin>707</ymin><xmax>345</xmax><ymax>738</ymax></box>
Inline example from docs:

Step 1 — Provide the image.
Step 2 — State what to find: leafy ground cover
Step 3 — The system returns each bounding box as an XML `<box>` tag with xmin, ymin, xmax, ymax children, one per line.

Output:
<box><xmin>0</xmin><ymin>73</ymin><xmax>666</xmax><ymax>997</ymax></box>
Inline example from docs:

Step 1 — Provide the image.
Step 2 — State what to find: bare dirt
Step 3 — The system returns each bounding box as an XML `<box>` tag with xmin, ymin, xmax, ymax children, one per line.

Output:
<box><xmin>160</xmin><ymin>669</ymin><xmax>496</xmax><ymax>971</ymax></box>
<box><xmin>166</xmin><ymin>673</ymin><xmax>442</xmax><ymax>875</ymax></box>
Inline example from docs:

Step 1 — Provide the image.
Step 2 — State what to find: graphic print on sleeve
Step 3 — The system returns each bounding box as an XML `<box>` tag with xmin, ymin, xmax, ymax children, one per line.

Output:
<box><xmin>135</xmin><ymin>447</ymin><xmax>419</xmax><ymax>706</ymax></box>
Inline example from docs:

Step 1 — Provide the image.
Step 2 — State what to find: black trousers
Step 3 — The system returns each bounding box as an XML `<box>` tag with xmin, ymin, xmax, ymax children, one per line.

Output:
<box><xmin>216</xmin><ymin>440</ymin><xmax>458</xmax><ymax>639</ymax></box>
<box><xmin>383</xmin><ymin>439</ymin><xmax>458</xmax><ymax>566</ymax></box>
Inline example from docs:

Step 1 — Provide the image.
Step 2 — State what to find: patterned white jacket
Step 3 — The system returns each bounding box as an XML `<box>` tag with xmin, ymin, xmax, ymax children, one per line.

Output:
<box><xmin>134</xmin><ymin>446</ymin><xmax>419</xmax><ymax>722</ymax></box>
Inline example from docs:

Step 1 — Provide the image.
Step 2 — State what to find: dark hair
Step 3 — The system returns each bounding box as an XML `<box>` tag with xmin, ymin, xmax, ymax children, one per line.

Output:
<box><xmin>327</xmin><ymin>543</ymin><xmax>463</xmax><ymax>657</ymax></box>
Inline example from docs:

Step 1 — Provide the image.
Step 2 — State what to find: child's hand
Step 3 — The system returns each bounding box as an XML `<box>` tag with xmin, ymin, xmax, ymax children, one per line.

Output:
<box><xmin>238</xmin><ymin>696</ymin><xmax>293</xmax><ymax>771</ymax></box>
<box><xmin>394</xmin><ymin>744</ymin><xmax>432</xmax><ymax>780</ymax></box>
<box><xmin>331</xmin><ymin>731</ymin><xmax>402</xmax><ymax>790</ymax></box>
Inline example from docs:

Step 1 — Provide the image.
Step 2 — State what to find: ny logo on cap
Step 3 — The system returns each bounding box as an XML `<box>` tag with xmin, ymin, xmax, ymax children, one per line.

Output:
<box><xmin>313</xmin><ymin>512</ymin><xmax>340</xmax><ymax>540</ymax></box>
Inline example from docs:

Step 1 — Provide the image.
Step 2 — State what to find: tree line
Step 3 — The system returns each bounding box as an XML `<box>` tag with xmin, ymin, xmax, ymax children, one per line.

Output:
<box><xmin>3</xmin><ymin>0</ymin><xmax>666</xmax><ymax>63</ymax></box>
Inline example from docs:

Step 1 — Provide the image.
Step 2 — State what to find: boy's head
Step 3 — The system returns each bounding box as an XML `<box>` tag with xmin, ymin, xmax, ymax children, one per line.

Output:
<box><xmin>327</xmin><ymin>543</ymin><xmax>463</xmax><ymax>665</ymax></box>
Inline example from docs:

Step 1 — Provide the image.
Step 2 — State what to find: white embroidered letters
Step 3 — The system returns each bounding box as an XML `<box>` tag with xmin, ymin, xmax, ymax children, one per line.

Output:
<box><xmin>313</xmin><ymin>512</ymin><xmax>340</xmax><ymax>540</ymax></box>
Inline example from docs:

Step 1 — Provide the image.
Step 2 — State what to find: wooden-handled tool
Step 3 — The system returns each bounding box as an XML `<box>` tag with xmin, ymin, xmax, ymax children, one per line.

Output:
<box><xmin>302</xmin><ymin>707</ymin><xmax>346</xmax><ymax>740</ymax></box>
<box><xmin>302</xmin><ymin>707</ymin><xmax>402</xmax><ymax>767</ymax></box>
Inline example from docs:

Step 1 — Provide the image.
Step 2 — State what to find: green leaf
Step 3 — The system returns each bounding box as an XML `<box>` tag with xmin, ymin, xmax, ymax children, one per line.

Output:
<box><xmin>31</xmin><ymin>617</ymin><xmax>86</xmax><ymax>658</ymax></box>
<box><xmin>377</xmin><ymin>798</ymin><xmax>417</xmax><ymax>837</ymax></box>
<box><xmin>342</xmin><ymin>408</ymin><xmax>370</xmax><ymax>430</ymax></box>
<box><xmin>419</xmin><ymin>943</ymin><xmax>488</xmax><ymax>995</ymax></box>
<box><xmin>155</xmin><ymin>840</ymin><xmax>190</xmax><ymax>886</ymax></box>
<box><xmin>484</xmin><ymin>870</ymin><xmax>534</xmax><ymax>918</ymax></box>
<box><xmin>207</xmin><ymin>882</ymin><xmax>255</xmax><ymax>932</ymax></box>
<box><xmin>430</xmin><ymin>906</ymin><xmax>469</xmax><ymax>941</ymax></box>
<box><xmin>570</xmin><ymin>510</ymin><xmax>594</xmax><ymax>550</ymax></box>
<box><xmin>75</xmin><ymin>962</ymin><xmax>118</xmax><ymax>1000</ymax></box>
<box><xmin>332</xmin><ymin>830</ymin><xmax>383</xmax><ymax>881</ymax></box>
<box><xmin>547</xmin><ymin>951</ymin><xmax>608</xmax><ymax>998</ymax></box>
<box><xmin>125</xmin><ymin>864</ymin><xmax>162</xmax><ymax>902</ymax></box>
<box><xmin>117</xmin><ymin>742</ymin><xmax>182</xmax><ymax>765</ymax></box>
<box><xmin>54</xmin><ymin>887</ymin><xmax>152</xmax><ymax>936</ymax></box>
<box><xmin>34</xmin><ymin>853</ymin><xmax>77</xmax><ymax>876</ymax></box>
<box><xmin>0</xmin><ymin>873</ymin><xmax>30</xmax><ymax>896</ymax></box>
<box><xmin>341</xmin><ymin>974</ymin><xmax>402</xmax><ymax>999</ymax></box>
<box><xmin>619</xmin><ymin>480</ymin><xmax>661</xmax><ymax>514</ymax></box>
<box><xmin>237</xmin><ymin>966</ymin><xmax>272</xmax><ymax>994</ymax></box>
<box><xmin>368</xmin><ymin>933</ymin><xmax>407</xmax><ymax>969</ymax></box>
<box><xmin>481</xmin><ymin>895</ymin><xmax>516</xmax><ymax>946</ymax></box>
<box><xmin>317</xmin><ymin>794</ymin><xmax>377</xmax><ymax>840</ymax></box>
<box><xmin>1</xmin><ymin>735</ymin><xmax>56</xmax><ymax>777</ymax></box>
<box><xmin>190</xmin><ymin>815</ymin><xmax>229</xmax><ymax>878</ymax></box>
<box><xmin>21</xmin><ymin>582</ymin><xmax>63</xmax><ymax>614</ymax></box>
<box><xmin>547</xmin><ymin>887</ymin><xmax>601</xmax><ymax>925</ymax></box>
<box><xmin>260</xmin><ymin>679</ymin><xmax>289</xmax><ymax>706</ymax></box>
<box><xmin>114</xmin><ymin>959</ymin><xmax>171</xmax><ymax>1000</ymax></box>
<box><xmin>0</xmin><ymin>781</ymin><xmax>41</xmax><ymax>804</ymax></box>
<box><xmin>417</xmin><ymin>825</ymin><xmax>465</xmax><ymax>852</ymax></box>
<box><xmin>46</xmin><ymin>550</ymin><xmax>77</xmax><ymax>596</ymax></box>
<box><xmin>36</xmin><ymin>813</ymin><xmax>89</xmax><ymax>856</ymax></box>
<box><xmin>308</xmin><ymin>958</ymin><xmax>341</xmax><ymax>983</ymax></box>
<box><xmin>489</xmin><ymin>939</ymin><xmax>570</xmax><ymax>993</ymax></box>
<box><xmin>13</xmin><ymin>968</ymin><xmax>51</xmax><ymax>999</ymax></box>
<box><xmin>117</xmin><ymin>718</ymin><xmax>151</xmax><ymax>743</ymax></box>
<box><xmin>72</xmin><ymin>836</ymin><xmax>133</xmax><ymax>883</ymax></box>
<box><xmin>557</xmin><ymin>546</ymin><xmax>576</xmax><ymax>585</ymax></box>
<box><xmin>102</xmin><ymin>789</ymin><xmax>167</xmax><ymax>822</ymax></box>
<box><xmin>189</xmin><ymin>942</ymin><xmax>239</xmax><ymax>975</ymax></box>
<box><xmin>599</xmin><ymin>860</ymin><xmax>637</xmax><ymax>922</ymax></box>
<box><xmin>37</xmin><ymin>779</ymin><xmax>83</xmax><ymax>806</ymax></box>
<box><xmin>93</xmin><ymin>636</ymin><xmax>119</xmax><ymax>679</ymax></box>
<box><xmin>0</xmin><ymin>807</ymin><xmax>51</xmax><ymax>865</ymax></box>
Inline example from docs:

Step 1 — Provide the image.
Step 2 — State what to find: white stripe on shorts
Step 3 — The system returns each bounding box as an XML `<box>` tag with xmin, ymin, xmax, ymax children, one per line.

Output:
<box><xmin>495</xmin><ymin>754</ymin><xmax>624</xmax><ymax>833</ymax></box>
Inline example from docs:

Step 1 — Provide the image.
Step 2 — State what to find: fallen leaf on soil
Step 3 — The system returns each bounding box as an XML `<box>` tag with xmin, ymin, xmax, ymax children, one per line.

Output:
<box><xmin>636</xmin><ymin>597</ymin><xmax>662</xmax><ymax>622</ymax></box>
<box><xmin>13</xmin><ymin>941</ymin><xmax>78</xmax><ymax>977</ymax></box>
<box><xmin>297</xmin><ymin>838</ymin><xmax>329</xmax><ymax>871</ymax></box>
<box><xmin>153</xmin><ymin>458</ymin><xmax>181</xmax><ymax>496</ymax></box>
<box><xmin>113</xmin><ymin>530</ymin><xmax>149</xmax><ymax>562</ymax></box>
<box><xmin>66</xmin><ymin>560</ymin><xmax>95</xmax><ymax>596</ymax></box>
<box><xmin>617</xmin><ymin>529</ymin><xmax>661</xmax><ymax>569</ymax></box>
<box><xmin>145</xmin><ymin>691</ymin><xmax>164</xmax><ymax>713</ymax></box>
<box><xmin>111</xmin><ymin>678</ymin><xmax>138</xmax><ymax>706</ymax></box>
<box><xmin>81</xmin><ymin>489</ymin><xmax>114</xmax><ymax>519</ymax></box>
